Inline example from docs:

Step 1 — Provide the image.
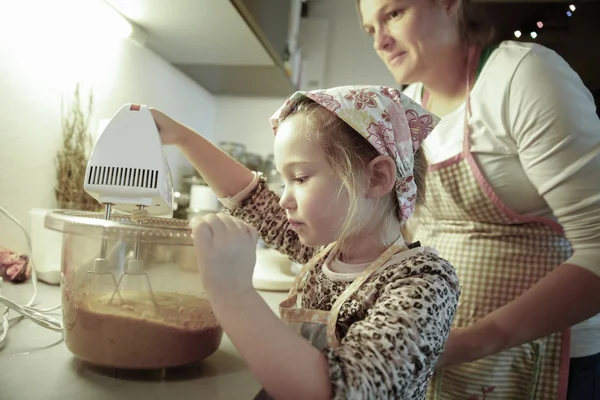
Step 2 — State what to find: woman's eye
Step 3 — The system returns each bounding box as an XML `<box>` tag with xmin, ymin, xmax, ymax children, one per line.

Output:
<box><xmin>388</xmin><ymin>9</ymin><xmax>403</xmax><ymax>20</ymax></box>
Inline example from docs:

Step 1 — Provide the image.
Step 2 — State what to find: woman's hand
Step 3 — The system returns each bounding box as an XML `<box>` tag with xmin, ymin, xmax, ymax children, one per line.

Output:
<box><xmin>436</xmin><ymin>326</ymin><xmax>502</xmax><ymax>368</ymax></box>
<box><xmin>189</xmin><ymin>213</ymin><xmax>259</xmax><ymax>302</ymax></box>
<box><xmin>149</xmin><ymin>107</ymin><xmax>192</xmax><ymax>146</ymax></box>
<box><xmin>437</xmin><ymin>265</ymin><xmax>600</xmax><ymax>370</ymax></box>
<box><xmin>436</xmin><ymin>328</ymin><xmax>473</xmax><ymax>367</ymax></box>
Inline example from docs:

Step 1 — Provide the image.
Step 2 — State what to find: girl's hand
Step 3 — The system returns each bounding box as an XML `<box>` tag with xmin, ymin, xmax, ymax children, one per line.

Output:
<box><xmin>149</xmin><ymin>107</ymin><xmax>192</xmax><ymax>146</ymax></box>
<box><xmin>190</xmin><ymin>213</ymin><xmax>259</xmax><ymax>301</ymax></box>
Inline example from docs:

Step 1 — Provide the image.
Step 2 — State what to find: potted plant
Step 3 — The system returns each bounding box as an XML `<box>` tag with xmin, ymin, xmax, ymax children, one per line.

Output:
<box><xmin>26</xmin><ymin>85</ymin><xmax>102</xmax><ymax>286</ymax></box>
<box><xmin>54</xmin><ymin>83</ymin><xmax>100</xmax><ymax>211</ymax></box>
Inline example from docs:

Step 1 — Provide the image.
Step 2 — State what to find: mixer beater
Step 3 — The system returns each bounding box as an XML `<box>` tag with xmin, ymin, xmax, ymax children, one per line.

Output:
<box><xmin>108</xmin><ymin>206</ymin><xmax>159</xmax><ymax>313</ymax></box>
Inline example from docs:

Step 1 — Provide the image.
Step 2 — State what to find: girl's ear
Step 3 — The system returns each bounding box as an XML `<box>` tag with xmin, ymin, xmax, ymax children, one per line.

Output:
<box><xmin>364</xmin><ymin>155</ymin><xmax>396</xmax><ymax>199</ymax></box>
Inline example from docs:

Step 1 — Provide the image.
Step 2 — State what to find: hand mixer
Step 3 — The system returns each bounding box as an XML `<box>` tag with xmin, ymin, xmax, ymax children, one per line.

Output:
<box><xmin>82</xmin><ymin>103</ymin><xmax>175</xmax><ymax>309</ymax></box>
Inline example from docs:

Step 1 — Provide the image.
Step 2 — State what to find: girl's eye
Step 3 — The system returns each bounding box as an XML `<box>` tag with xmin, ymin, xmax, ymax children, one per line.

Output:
<box><xmin>280</xmin><ymin>176</ymin><xmax>307</xmax><ymax>189</ymax></box>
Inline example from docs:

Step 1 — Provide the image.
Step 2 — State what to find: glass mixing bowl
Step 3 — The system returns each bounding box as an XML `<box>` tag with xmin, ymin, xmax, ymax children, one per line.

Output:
<box><xmin>44</xmin><ymin>210</ymin><xmax>223</xmax><ymax>370</ymax></box>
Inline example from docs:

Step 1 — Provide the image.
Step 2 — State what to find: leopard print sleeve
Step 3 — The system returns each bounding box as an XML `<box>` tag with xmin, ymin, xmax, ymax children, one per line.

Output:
<box><xmin>227</xmin><ymin>177</ymin><xmax>315</xmax><ymax>265</ymax></box>
<box><xmin>323</xmin><ymin>252</ymin><xmax>460</xmax><ymax>399</ymax></box>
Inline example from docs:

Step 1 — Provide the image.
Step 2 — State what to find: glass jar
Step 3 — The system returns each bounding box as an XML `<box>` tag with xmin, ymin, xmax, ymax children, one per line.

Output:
<box><xmin>44</xmin><ymin>210</ymin><xmax>223</xmax><ymax>370</ymax></box>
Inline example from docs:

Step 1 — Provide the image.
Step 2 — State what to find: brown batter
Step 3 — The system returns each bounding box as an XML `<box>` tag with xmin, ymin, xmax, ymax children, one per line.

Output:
<box><xmin>64</xmin><ymin>291</ymin><xmax>223</xmax><ymax>369</ymax></box>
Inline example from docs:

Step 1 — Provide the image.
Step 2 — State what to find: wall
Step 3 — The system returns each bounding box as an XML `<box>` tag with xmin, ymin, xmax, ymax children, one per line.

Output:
<box><xmin>0</xmin><ymin>1</ymin><xmax>217</xmax><ymax>254</ymax></box>
<box><xmin>308</xmin><ymin>0</ymin><xmax>398</xmax><ymax>89</ymax></box>
<box><xmin>213</xmin><ymin>96</ymin><xmax>286</xmax><ymax>157</ymax></box>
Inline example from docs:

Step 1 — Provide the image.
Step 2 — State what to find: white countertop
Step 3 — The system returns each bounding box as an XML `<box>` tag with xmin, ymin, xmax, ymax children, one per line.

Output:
<box><xmin>0</xmin><ymin>280</ymin><xmax>287</xmax><ymax>400</ymax></box>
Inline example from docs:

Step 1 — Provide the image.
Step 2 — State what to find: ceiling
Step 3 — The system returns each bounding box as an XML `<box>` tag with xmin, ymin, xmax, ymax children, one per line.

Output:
<box><xmin>106</xmin><ymin>0</ymin><xmax>298</xmax><ymax>96</ymax></box>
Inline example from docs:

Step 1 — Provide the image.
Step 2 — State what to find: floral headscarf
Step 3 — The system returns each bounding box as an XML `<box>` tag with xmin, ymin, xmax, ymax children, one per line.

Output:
<box><xmin>270</xmin><ymin>85</ymin><xmax>439</xmax><ymax>223</ymax></box>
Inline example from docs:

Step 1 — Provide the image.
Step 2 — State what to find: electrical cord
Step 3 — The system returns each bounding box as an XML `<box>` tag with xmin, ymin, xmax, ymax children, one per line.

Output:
<box><xmin>0</xmin><ymin>205</ymin><xmax>63</xmax><ymax>349</ymax></box>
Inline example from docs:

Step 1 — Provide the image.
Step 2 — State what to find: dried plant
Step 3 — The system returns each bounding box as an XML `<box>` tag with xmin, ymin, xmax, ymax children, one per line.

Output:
<box><xmin>54</xmin><ymin>84</ymin><xmax>100</xmax><ymax>211</ymax></box>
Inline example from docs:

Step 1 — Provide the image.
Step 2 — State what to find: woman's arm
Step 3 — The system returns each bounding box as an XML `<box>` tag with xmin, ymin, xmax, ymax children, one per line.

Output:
<box><xmin>439</xmin><ymin>45</ymin><xmax>600</xmax><ymax>366</ymax></box>
<box><xmin>440</xmin><ymin>263</ymin><xmax>600</xmax><ymax>366</ymax></box>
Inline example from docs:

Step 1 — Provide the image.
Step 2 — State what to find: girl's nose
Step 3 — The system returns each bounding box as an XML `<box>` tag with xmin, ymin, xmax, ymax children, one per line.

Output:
<box><xmin>278</xmin><ymin>187</ymin><xmax>295</xmax><ymax>210</ymax></box>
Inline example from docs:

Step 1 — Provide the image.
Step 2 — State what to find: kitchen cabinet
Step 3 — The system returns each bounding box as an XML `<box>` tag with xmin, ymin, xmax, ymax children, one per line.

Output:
<box><xmin>107</xmin><ymin>0</ymin><xmax>303</xmax><ymax>97</ymax></box>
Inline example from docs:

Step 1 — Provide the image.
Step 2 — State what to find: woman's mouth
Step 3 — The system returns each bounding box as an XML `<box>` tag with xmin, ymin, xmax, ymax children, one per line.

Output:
<box><xmin>388</xmin><ymin>51</ymin><xmax>407</xmax><ymax>66</ymax></box>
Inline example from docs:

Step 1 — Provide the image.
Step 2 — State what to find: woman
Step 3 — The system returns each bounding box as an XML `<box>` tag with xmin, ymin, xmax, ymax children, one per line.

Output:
<box><xmin>356</xmin><ymin>0</ymin><xmax>600</xmax><ymax>399</ymax></box>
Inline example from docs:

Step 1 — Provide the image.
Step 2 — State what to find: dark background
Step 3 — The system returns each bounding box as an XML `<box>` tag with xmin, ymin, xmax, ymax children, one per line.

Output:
<box><xmin>479</xmin><ymin>1</ymin><xmax>599</xmax><ymax>108</ymax></box>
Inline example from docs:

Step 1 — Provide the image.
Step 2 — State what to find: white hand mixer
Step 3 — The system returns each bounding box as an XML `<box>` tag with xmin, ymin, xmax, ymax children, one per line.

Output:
<box><xmin>82</xmin><ymin>103</ymin><xmax>175</xmax><ymax>309</ymax></box>
<box><xmin>85</xmin><ymin>103</ymin><xmax>174</xmax><ymax>218</ymax></box>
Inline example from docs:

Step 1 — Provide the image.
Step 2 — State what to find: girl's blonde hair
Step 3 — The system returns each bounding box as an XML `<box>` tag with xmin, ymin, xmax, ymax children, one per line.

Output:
<box><xmin>281</xmin><ymin>98</ymin><xmax>427</xmax><ymax>251</ymax></box>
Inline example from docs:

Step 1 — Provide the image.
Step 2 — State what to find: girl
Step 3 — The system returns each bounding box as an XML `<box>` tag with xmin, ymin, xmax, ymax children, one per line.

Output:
<box><xmin>150</xmin><ymin>85</ymin><xmax>460</xmax><ymax>399</ymax></box>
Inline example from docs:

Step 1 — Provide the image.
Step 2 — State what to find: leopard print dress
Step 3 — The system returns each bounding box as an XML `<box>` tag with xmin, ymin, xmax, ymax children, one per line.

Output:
<box><xmin>228</xmin><ymin>179</ymin><xmax>460</xmax><ymax>399</ymax></box>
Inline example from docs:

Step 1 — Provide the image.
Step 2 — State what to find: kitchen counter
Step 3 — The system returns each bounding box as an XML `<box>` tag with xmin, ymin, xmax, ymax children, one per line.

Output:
<box><xmin>0</xmin><ymin>280</ymin><xmax>288</xmax><ymax>400</ymax></box>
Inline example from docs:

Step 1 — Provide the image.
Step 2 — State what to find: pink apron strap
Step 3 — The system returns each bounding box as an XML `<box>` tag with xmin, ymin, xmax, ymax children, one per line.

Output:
<box><xmin>462</xmin><ymin>46</ymin><xmax>477</xmax><ymax>151</ymax></box>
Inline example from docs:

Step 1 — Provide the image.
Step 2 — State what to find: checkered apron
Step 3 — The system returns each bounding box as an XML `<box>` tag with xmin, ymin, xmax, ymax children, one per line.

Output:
<box><xmin>418</xmin><ymin>59</ymin><xmax>572</xmax><ymax>400</ymax></box>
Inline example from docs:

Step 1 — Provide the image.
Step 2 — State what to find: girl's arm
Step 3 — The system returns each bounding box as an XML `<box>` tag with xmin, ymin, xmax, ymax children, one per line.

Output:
<box><xmin>212</xmin><ymin>291</ymin><xmax>332</xmax><ymax>400</ymax></box>
<box><xmin>151</xmin><ymin>109</ymin><xmax>314</xmax><ymax>264</ymax></box>
<box><xmin>226</xmin><ymin>177</ymin><xmax>315</xmax><ymax>265</ymax></box>
<box><xmin>209</xmin><ymin>250</ymin><xmax>459</xmax><ymax>399</ymax></box>
<box><xmin>151</xmin><ymin>108</ymin><xmax>254</xmax><ymax>198</ymax></box>
<box><xmin>191</xmin><ymin>213</ymin><xmax>331</xmax><ymax>400</ymax></box>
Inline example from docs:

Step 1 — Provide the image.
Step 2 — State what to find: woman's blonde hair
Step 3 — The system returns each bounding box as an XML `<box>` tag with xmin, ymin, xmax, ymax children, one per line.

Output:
<box><xmin>452</xmin><ymin>0</ymin><xmax>495</xmax><ymax>48</ymax></box>
<box><xmin>281</xmin><ymin>98</ymin><xmax>427</xmax><ymax>251</ymax></box>
<box><xmin>356</xmin><ymin>0</ymin><xmax>495</xmax><ymax>48</ymax></box>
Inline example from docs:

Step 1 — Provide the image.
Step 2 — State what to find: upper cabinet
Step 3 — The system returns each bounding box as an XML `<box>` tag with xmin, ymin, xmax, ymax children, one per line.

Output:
<box><xmin>107</xmin><ymin>0</ymin><xmax>303</xmax><ymax>97</ymax></box>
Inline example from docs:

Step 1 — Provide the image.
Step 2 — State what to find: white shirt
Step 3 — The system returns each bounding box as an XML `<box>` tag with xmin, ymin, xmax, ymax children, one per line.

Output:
<box><xmin>404</xmin><ymin>40</ymin><xmax>600</xmax><ymax>358</ymax></box>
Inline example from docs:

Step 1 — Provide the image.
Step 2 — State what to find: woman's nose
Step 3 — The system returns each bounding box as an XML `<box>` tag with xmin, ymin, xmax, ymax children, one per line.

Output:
<box><xmin>374</xmin><ymin>28</ymin><xmax>394</xmax><ymax>52</ymax></box>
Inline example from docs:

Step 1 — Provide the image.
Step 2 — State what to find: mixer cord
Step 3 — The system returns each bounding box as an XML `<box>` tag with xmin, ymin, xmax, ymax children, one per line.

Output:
<box><xmin>0</xmin><ymin>205</ymin><xmax>63</xmax><ymax>349</ymax></box>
